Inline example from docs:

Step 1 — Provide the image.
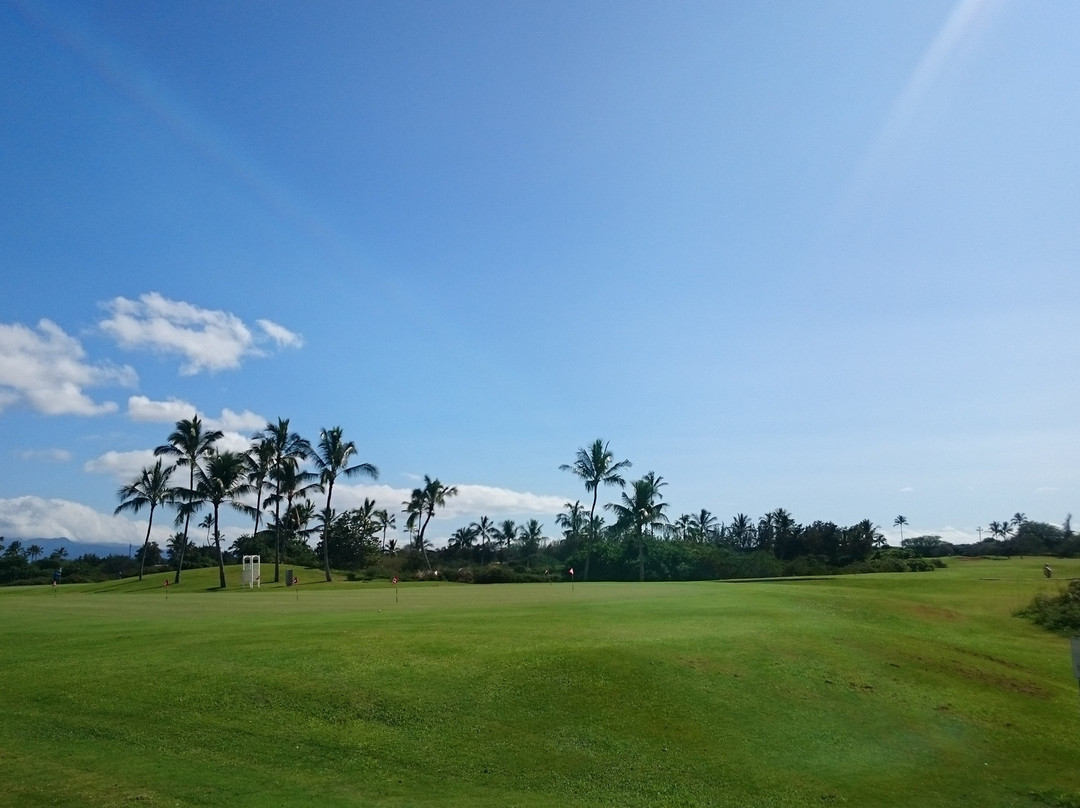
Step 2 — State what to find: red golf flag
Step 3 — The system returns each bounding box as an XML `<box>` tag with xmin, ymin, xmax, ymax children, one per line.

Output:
<box><xmin>569</xmin><ymin>568</ymin><xmax>574</xmax><ymax>576</ymax></box>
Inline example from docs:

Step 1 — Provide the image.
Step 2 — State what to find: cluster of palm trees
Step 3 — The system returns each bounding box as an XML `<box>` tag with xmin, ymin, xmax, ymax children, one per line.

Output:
<box><xmin>445</xmin><ymin>517</ymin><xmax>547</xmax><ymax>567</ymax></box>
<box><xmin>985</xmin><ymin>513</ymin><xmax>1028</xmax><ymax>544</ymax></box>
<box><xmin>555</xmin><ymin>440</ymin><xmax>895</xmax><ymax>578</ymax></box>
<box><xmin>114</xmin><ymin>415</ymin><xmax>379</xmax><ymax>586</ymax></box>
<box><xmin>560</xmin><ymin>439</ymin><xmax>670</xmax><ymax>581</ymax></box>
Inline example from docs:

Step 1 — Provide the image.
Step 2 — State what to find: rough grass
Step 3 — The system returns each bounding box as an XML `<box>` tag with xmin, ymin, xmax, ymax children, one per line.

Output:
<box><xmin>2</xmin><ymin>558</ymin><xmax>1079</xmax><ymax>807</ymax></box>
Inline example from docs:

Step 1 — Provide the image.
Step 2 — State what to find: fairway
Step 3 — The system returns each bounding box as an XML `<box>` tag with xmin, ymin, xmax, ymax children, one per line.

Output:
<box><xmin>3</xmin><ymin>559</ymin><xmax>1079</xmax><ymax>807</ymax></box>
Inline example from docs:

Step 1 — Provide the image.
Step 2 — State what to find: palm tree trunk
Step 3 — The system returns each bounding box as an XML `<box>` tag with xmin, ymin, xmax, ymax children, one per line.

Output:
<box><xmin>174</xmin><ymin>469</ymin><xmax>195</xmax><ymax>584</ymax></box>
<box><xmin>213</xmin><ymin>508</ymin><xmax>227</xmax><ymax>589</ymax></box>
<box><xmin>419</xmin><ymin>514</ymin><xmax>433</xmax><ymax>571</ymax></box>
<box><xmin>584</xmin><ymin>489</ymin><xmax>599</xmax><ymax>582</ymax></box>
<box><xmin>139</xmin><ymin>507</ymin><xmax>154</xmax><ymax>582</ymax></box>
<box><xmin>638</xmin><ymin>528</ymin><xmax>645</xmax><ymax>583</ymax></box>
<box><xmin>322</xmin><ymin>481</ymin><xmax>334</xmax><ymax>583</ymax></box>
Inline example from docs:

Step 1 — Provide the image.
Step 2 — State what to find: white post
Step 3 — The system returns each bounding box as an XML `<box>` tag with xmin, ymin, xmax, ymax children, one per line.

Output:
<box><xmin>242</xmin><ymin>555</ymin><xmax>261</xmax><ymax>589</ymax></box>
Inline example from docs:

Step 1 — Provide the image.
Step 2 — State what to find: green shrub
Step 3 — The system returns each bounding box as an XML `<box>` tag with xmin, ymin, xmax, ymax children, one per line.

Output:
<box><xmin>1016</xmin><ymin>580</ymin><xmax>1080</xmax><ymax>634</ymax></box>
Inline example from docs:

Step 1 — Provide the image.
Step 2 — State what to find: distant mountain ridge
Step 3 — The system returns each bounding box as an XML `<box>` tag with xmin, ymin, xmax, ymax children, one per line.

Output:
<box><xmin>3</xmin><ymin>537</ymin><xmax>133</xmax><ymax>560</ymax></box>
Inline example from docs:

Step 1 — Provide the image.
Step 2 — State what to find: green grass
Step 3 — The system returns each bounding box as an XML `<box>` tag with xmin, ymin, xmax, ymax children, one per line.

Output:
<box><xmin>2</xmin><ymin>558</ymin><xmax>1079</xmax><ymax>807</ymax></box>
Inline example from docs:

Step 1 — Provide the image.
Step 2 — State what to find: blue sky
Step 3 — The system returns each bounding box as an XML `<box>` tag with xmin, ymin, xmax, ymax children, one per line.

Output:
<box><xmin>1</xmin><ymin>0</ymin><xmax>1077</xmax><ymax>549</ymax></box>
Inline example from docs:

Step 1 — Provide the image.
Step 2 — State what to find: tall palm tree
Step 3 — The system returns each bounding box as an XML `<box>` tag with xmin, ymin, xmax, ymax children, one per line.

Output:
<box><xmin>405</xmin><ymin>476</ymin><xmax>457</xmax><ymax>571</ymax></box>
<box><xmin>260</xmin><ymin>418</ymin><xmax>312</xmax><ymax>583</ymax></box>
<box><xmin>560</xmin><ymin>440</ymin><xmax>631</xmax><ymax>581</ymax></box>
<box><xmin>26</xmin><ymin>544</ymin><xmax>43</xmax><ymax>563</ymax></box>
<box><xmin>470</xmin><ymin>515</ymin><xmax>496</xmax><ymax>565</ymax></box>
<box><xmin>114</xmin><ymin>459</ymin><xmax>175</xmax><ymax>581</ymax></box>
<box><xmin>155</xmin><ymin>415</ymin><xmax>223</xmax><ymax>583</ymax></box>
<box><xmin>266</xmin><ymin>459</ymin><xmax>322</xmax><ymax>561</ymax></box>
<box><xmin>192</xmin><ymin>450</ymin><xmax>252</xmax><ymax>589</ymax></box>
<box><xmin>893</xmin><ymin>515</ymin><xmax>908</xmax><ymax>544</ymax></box>
<box><xmin>607</xmin><ymin>471</ymin><xmax>668</xmax><ymax>582</ymax></box>
<box><xmin>311</xmin><ymin>426</ymin><xmax>378</xmax><ymax>582</ymax></box>
<box><xmin>244</xmin><ymin>437</ymin><xmax>276</xmax><ymax>545</ymax></box>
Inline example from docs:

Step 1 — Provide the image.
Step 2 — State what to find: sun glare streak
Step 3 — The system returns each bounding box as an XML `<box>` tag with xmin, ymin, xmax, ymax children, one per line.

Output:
<box><xmin>838</xmin><ymin>0</ymin><xmax>1004</xmax><ymax>216</ymax></box>
<box><xmin>10</xmin><ymin>0</ymin><xmax>358</xmax><ymax>266</ymax></box>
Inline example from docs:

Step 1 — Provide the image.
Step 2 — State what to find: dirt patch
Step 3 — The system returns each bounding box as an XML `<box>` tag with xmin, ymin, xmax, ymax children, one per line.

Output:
<box><xmin>910</xmin><ymin>604</ymin><xmax>963</xmax><ymax>621</ymax></box>
<box><xmin>910</xmin><ymin>654</ymin><xmax>1049</xmax><ymax>698</ymax></box>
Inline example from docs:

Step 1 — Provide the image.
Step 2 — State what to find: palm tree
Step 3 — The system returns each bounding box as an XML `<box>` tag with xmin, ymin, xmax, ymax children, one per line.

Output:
<box><xmin>768</xmin><ymin>508</ymin><xmax>799</xmax><ymax>559</ymax></box>
<box><xmin>375</xmin><ymin>509</ymin><xmax>396</xmax><ymax>554</ymax></box>
<box><xmin>1012</xmin><ymin>513</ymin><xmax>1027</xmax><ymax>531</ymax></box>
<box><xmin>311</xmin><ymin>426</ymin><xmax>378</xmax><ymax>582</ymax></box>
<box><xmin>519</xmin><ymin>519</ymin><xmax>545</xmax><ymax>567</ymax></box>
<box><xmin>285</xmin><ymin>500</ymin><xmax>320</xmax><ymax>548</ymax></box>
<box><xmin>555</xmin><ymin>502</ymin><xmax>586</xmax><ymax>556</ymax></box>
<box><xmin>114</xmin><ymin>459</ymin><xmax>175</xmax><ymax>581</ymax></box>
<box><xmin>893</xmin><ymin>515</ymin><xmax>908</xmax><ymax>544</ymax></box>
<box><xmin>405</xmin><ymin>476</ymin><xmax>458</xmax><ymax>571</ymax></box>
<box><xmin>496</xmin><ymin>519</ymin><xmax>519</xmax><ymax>560</ymax></box>
<box><xmin>470</xmin><ymin>515</ymin><xmax>497</xmax><ymax>565</ymax></box>
<box><xmin>244</xmin><ymin>437</ymin><xmax>276</xmax><ymax>545</ymax></box>
<box><xmin>988</xmin><ymin>520</ymin><xmax>1013</xmax><ymax>544</ymax></box>
<box><xmin>26</xmin><ymin>544</ymin><xmax>43</xmax><ymax>563</ymax></box>
<box><xmin>155</xmin><ymin>415</ymin><xmax>223</xmax><ymax>583</ymax></box>
<box><xmin>266</xmin><ymin>459</ymin><xmax>322</xmax><ymax>562</ymax></box>
<box><xmin>192</xmin><ymin>450</ymin><xmax>253</xmax><ymax>588</ymax></box>
<box><xmin>449</xmin><ymin>525</ymin><xmax>478</xmax><ymax>556</ymax></box>
<box><xmin>607</xmin><ymin>471</ymin><xmax>668</xmax><ymax>582</ymax></box>
<box><xmin>560</xmin><ymin>440</ymin><xmax>631</xmax><ymax>581</ymax></box>
<box><xmin>167</xmin><ymin>531</ymin><xmax>188</xmax><ymax>566</ymax></box>
<box><xmin>728</xmin><ymin>513</ymin><xmax>755</xmax><ymax>550</ymax></box>
<box><xmin>691</xmin><ymin>509</ymin><xmax>720</xmax><ymax>544</ymax></box>
<box><xmin>260</xmin><ymin>418</ymin><xmax>312</xmax><ymax>583</ymax></box>
<box><xmin>199</xmin><ymin>513</ymin><xmax>214</xmax><ymax>546</ymax></box>
<box><xmin>672</xmin><ymin>514</ymin><xmax>694</xmax><ymax>542</ymax></box>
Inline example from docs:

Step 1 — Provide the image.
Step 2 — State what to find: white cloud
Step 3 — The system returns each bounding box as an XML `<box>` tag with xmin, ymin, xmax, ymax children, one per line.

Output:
<box><xmin>216</xmin><ymin>431</ymin><xmax>256</xmax><ymax>454</ymax></box>
<box><xmin>19</xmin><ymin>448</ymin><xmax>72</xmax><ymax>463</ymax></box>
<box><xmin>330</xmin><ymin>481</ymin><xmax>567</xmax><ymax>520</ymax></box>
<box><xmin>213</xmin><ymin>408</ymin><xmax>266</xmax><ymax>434</ymax></box>
<box><xmin>0</xmin><ymin>495</ymin><xmax>164</xmax><ymax>545</ymax></box>
<box><xmin>100</xmin><ymin>293</ymin><xmax>300</xmax><ymax>375</ymax></box>
<box><xmin>256</xmin><ymin>319</ymin><xmax>303</xmax><ymax>348</ymax></box>
<box><xmin>127</xmin><ymin>395</ymin><xmax>198</xmax><ymax>423</ymax></box>
<box><xmin>448</xmin><ymin>484</ymin><xmax>568</xmax><ymax>518</ymax></box>
<box><xmin>0</xmin><ymin>318</ymin><xmax>135</xmax><ymax>415</ymax></box>
<box><xmin>84</xmin><ymin>449</ymin><xmax>157</xmax><ymax>481</ymax></box>
<box><xmin>128</xmin><ymin>396</ymin><xmax>265</xmax><ymax>436</ymax></box>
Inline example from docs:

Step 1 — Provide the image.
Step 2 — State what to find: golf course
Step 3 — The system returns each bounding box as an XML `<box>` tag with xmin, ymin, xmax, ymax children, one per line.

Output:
<box><xmin>3</xmin><ymin>557</ymin><xmax>1079</xmax><ymax>807</ymax></box>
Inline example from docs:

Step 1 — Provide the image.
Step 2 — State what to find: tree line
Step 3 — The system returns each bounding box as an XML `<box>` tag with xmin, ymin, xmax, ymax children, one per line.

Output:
<box><xmin>3</xmin><ymin>433</ymin><xmax>1076</xmax><ymax>587</ymax></box>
